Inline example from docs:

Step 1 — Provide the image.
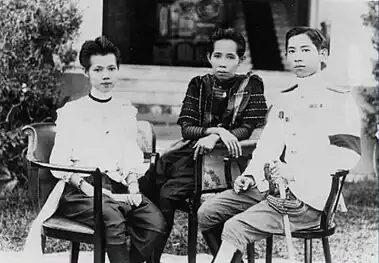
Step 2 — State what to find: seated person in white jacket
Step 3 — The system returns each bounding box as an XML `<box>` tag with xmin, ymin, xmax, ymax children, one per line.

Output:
<box><xmin>50</xmin><ymin>36</ymin><xmax>166</xmax><ymax>263</ymax></box>
<box><xmin>198</xmin><ymin>27</ymin><xmax>347</xmax><ymax>263</ymax></box>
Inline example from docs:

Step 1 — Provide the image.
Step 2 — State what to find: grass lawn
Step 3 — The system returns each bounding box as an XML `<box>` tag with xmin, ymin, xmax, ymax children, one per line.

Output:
<box><xmin>0</xmin><ymin>180</ymin><xmax>377</xmax><ymax>262</ymax></box>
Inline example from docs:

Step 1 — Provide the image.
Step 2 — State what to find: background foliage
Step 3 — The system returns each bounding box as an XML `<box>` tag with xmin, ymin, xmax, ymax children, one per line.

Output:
<box><xmin>0</xmin><ymin>0</ymin><xmax>82</xmax><ymax>195</ymax></box>
<box><xmin>361</xmin><ymin>1</ymin><xmax>378</xmax><ymax>139</ymax></box>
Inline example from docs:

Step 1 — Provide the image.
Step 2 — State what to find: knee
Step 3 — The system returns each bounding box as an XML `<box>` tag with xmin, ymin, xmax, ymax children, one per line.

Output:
<box><xmin>223</xmin><ymin>217</ymin><xmax>243</xmax><ymax>238</ymax></box>
<box><xmin>221</xmin><ymin>218</ymin><xmax>248</xmax><ymax>253</ymax></box>
<box><xmin>197</xmin><ymin>204</ymin><xmax>208</xmax><ymax>227</ymax></box>
<box><xmin>197</xmin><ymin>203</ymin><xmax>216</xmax><ymax>231</ymax></box>
<box><xmin>159</xmin><ymin>188</ymin><xmax>175</xmax><ymax>210</ymax></box>
<box><xmin>159</xmin><ymin>186</ymin><xmax>172</xmax><ymax>201</ymax></box>
<box><xmin>142</xmin><ymin>196</ymin><xmax>167</xmax><ymax>232</ymax></box>
<box><xmin>152</xmin><ymin>210</ymin><xmax>167</xmax><ymax>233</ymax></box>
<box><xmin>102</xmin><ymin>207</ymin><xmax>127</xmax><ymax>244</ymax></box>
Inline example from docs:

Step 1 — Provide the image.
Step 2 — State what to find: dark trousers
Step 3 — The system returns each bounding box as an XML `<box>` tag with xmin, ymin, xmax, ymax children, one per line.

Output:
<box><xmin>139</xmin><ymin>146</ymin><xmax>195</xmax><ymax>261</ymax></box>
<box><xmin>58</xmin><ymin>175</ymin><xmax>166</xmax><ymax>263</ymax></box>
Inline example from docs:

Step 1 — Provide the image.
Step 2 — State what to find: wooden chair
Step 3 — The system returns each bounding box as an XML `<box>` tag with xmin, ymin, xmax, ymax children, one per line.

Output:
<box><xmin>182</xmin><ymin>139</ymin><xmax>258</xmax><ymax>263</ymax></box>
<box><xmin>22</xmin><ymin>120</ymin><xmax>159</xmax><ymax>263</ymax></box>
<box><xmin>246</xmin><ymin>134</ymin><xmax>361</xmax><ymax>263</ymax></box>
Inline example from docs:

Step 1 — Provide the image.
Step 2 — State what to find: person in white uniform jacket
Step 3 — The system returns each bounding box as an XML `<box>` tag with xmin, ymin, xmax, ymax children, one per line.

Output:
<box><xmin>197</xmin><ymin>27</ymin><xmax>354</xmax><ymax>263</ymax></box>
<box><xmin>49</xmin><ymin>37</ymin><xmax>166</xmax><ymax>263</ymax></box>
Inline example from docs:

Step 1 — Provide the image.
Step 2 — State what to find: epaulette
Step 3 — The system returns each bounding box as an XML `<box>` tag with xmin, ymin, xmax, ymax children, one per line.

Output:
<box><xmin>326</xmin><ymin>86</ymin><xmax>350</xmax><ymax>94</ymax></box>
<box><xmin>281</xmin><ymin>84</ymin><xmax>298</xmax><ymax>93</ymax></box>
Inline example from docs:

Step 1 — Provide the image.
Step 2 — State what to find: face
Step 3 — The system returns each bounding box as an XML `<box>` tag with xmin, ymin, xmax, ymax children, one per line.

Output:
<box><xmin>208</xmin><ymin>39</ymin><xmax>243</xmax><ymax>81</ymax></box>
<box><xmin>286</xmin><ymin>33</ymin><xmax>327</xmax><ymax>78</ymax></box>
<box><xmin>86</xmin><ymin>54</ymin><xmax>118</xmax><ymax>94</ymax></box>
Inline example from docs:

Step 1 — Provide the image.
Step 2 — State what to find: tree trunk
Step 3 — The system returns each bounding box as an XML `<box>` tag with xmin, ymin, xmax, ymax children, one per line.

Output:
<box><xmin>350</xmin><ymin>86</ymin><xmax>377</xmax><ymax>181</ymax></box>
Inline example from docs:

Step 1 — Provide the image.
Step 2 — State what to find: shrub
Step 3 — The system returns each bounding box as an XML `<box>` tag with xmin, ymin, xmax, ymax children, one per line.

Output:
<box><xmin>0</xmin><ymin>0</ymin><xmax>82</xmax><ymax>195</ymax></box>
<box><xmin>362</xmin><ymin>1</ymin><xmax>379</xmax><ymax>81</ymax></box>
<box><xmin>361</xmin><ymin>1</ymin><xmax>378</xmax><ymax>140</ymax></box>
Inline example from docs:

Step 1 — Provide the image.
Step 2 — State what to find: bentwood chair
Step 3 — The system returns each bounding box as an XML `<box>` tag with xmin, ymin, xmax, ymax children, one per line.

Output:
<box><xmin>246</xmin><ymin>134</ymin><xmax>361</xmax><ymax>263</ymax></box>
<box><xmin>22</xmin><ymin>121</ymin><xmax>159</xmax><ymax>263</ymax></box>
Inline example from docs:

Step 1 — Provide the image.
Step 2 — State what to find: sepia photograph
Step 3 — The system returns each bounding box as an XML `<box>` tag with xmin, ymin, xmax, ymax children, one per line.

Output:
<box><xmin>0</xmin><ymin>0</ymin><xmax>377</xmax><ymax>262</ymax></box>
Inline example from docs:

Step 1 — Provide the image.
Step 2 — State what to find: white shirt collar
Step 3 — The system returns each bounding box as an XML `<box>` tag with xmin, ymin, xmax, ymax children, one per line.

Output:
<box><xmin>296</xmin><ymin>72</ymin><xmax>327</xmax><ymax>91</ymax></box>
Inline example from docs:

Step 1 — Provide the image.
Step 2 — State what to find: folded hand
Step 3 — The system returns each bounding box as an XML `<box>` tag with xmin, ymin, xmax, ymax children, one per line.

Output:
<box><xmin>233</xmin><ymin>175</ymin><xmax>255</xmax><ymax>194</ymax></box>
<box><xmin>193</xmin><ymin>134</ymin><xmax>219</xmax><ymax>160</ymax></box>
<box><xmin>218</xmin><ymin>129</ymin><xmax>242</xmax><ymax>158</ymax></box>
<box><xmin>111</xmin><ymin>193</ymin><xmax>143</xmax><ymax>207</ymax></box>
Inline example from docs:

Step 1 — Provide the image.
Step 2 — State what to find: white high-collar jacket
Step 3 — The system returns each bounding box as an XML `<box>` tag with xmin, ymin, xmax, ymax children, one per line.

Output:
<box><xmin>243</xmin><ymin>75</ymin><xmax>356</xmax><ymax>211</ymax></box>
<box><xmin>23</xmin><ymin>91</ymin><xmax>146</xmax><ymax>260</ymax></box>
<box><xmin>50</xmin><ymin>91</ymin><xmax>145</xmax><ymax>182</ymax></box>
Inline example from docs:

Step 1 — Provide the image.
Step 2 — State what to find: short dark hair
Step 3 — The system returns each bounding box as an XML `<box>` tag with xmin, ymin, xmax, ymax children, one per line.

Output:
<box><xmin>285</xmin><ymin>26</ymin><xmax>329</xmax><ymax>52</ymax></box>
<box><xmin>79</xmin><ymin>36</ymin><xmax>121</xmax><ymax>71</ymax></box>
<box><xmin>208</xmin><ymin>28</ymin><xmax>246</xmax><ymax>58</ymax></box>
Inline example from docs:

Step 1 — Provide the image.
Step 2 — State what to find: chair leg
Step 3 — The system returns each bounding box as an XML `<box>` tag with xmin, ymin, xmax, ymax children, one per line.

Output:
<box><xmin>231</xmin><ymin>250</ymin><xmax>243</xmax><ymax>263</ymax></box>
<box><xmin>188</xmin><ymin>209</ymin><xmax>198</xmax><ymax>263</ymax></box>
<box><xmin>94</xmin><ymin>236</ymin><xmax>106</xmax><ymax>263</ymax></box>
<box><xmin>322</xmin><ymin>237</ymin><xmax>332</xmax><ymax>263</ymax></box>
<box><xmin>246</xmin><ymin>243</ymin><xmax>255</xmax><ymax>263</ymax></box>
<box><xmin>41</xmin><ymin>235</ymin><xmax>46</xmax><ymax>254</ymax></box>
<box><xmin>265</xmin><ymin>236</ymin><xmax>273</xmax><ymax>263</ymax></box>
<box><xmin>304</xmin><ymin>239</ymin><xmax>312</xmax><ymax>263</ymax></box>
<box><xmin>202</xmin><ymin>229</ymin><xmax>221</xmax><ymax>256</ymax></box>
<box><xmin>70</xmin><ymin>242</ymin><xmax>80</xmax><ymax>263</ymax></box>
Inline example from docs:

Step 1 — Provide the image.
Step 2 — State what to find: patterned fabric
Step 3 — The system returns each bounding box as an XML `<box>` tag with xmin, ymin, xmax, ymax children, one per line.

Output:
<box><xmin>202</xmin><ymin>153</ymin><xmax>243</xmax><ymax>191</ymax></box>
<box><xmin>266</xmin><ymin>193</ymin><xmax>307</xmax><ymax>216</ymax></box>
<box><xmin>181</xmin><ymin>125</ymin><xmax>206</xmax><ymax>140</ymax></box>
<box><xmin>50</xmin><ymin>95</ymin><xmax>145</xmax><ymax>178</ymax></box>
<box><xmin>178</xmin><ymin>73</ymin><xmax>268</xmax><ymax>141</ymax></box>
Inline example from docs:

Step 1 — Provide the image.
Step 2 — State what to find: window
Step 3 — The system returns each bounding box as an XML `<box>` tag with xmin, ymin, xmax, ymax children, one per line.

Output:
<box><xmin>154</xmin><ymin>0</ymin><xmax>224</xmax><ymax>66</ymax></box>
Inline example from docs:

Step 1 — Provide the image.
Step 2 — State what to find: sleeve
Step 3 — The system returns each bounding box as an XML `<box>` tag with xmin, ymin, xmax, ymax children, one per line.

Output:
<box><xmin>125</xmin><ymin>171</ymin><xmax>139</xmax><ymax>194</ymax></box>
<box><xmin>233</xmin><ymin>75</ymin><xmax>268</xmax><ymax>140</ymax></box>
<box><xmin>181</xmin><ymin>124</ymin><xmax>206</xmax><ymax>140</ymax></box>
<box><xmin>230</xmin><ymin>127</ymin><xmax>251</xmax><ymax>140</ymax></box>
<box><xmin>177</xmin><ymin>76</ymin><xmax>202</xmax><ymax>129</ymax></box>
<box><xmin>241</xmin><ymin>105</ymin><xmax>285</xmax><ymax>192</ymax></box>
<box><xmin>49</xmin><ymin>106</ymin><xmax>79</xmax><ymax>179</ymax></box>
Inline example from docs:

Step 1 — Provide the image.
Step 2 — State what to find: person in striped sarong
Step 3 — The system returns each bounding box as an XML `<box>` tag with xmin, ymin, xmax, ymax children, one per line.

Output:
<box><xmin>138</xmin><ymin>28</ymin><xmax>268</xmax><ymax>262</ymax></box>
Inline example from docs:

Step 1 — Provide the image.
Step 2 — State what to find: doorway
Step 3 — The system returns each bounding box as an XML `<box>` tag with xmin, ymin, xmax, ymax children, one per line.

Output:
<box><xmin>242</xmin><ymin>1</ymin><xmax>283</xmax><ymax>70</ymax></box>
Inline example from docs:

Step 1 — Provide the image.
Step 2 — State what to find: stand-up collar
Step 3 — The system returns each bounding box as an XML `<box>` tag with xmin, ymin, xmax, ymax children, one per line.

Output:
<box><xmin>89</xmin><ymin>88</ymin><xmax>112</xmax><ymax>103</ymax></box>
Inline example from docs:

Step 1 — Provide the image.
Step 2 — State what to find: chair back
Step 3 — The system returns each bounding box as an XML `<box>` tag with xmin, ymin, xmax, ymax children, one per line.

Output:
<box><xmin>23</xmin><ymin>120</ymin><xmax>156</xmax><ymax>213</ymax></box>
<box><xmin>22</xmin><ymin>123</ymin><xmax>58</xmax><ymax>213</ymax></box>
<box><xmin>201</xmin><ymin>151</ymin><xmax>245</xmax><ymax>193</ymax></box>
<box><xmin>137</xmin><ymin>120</ymin><xmax>157</xmax><ymax>154</ymax></box>
<box><xmin>197</xmin><ymin>143</ymin><xmax>256</xmax><ymax>194</ymax></box>
<box><xmin>321</xmin><ymin>134</ymin><xmax>361</xmax><ymax>230</ymax></box>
